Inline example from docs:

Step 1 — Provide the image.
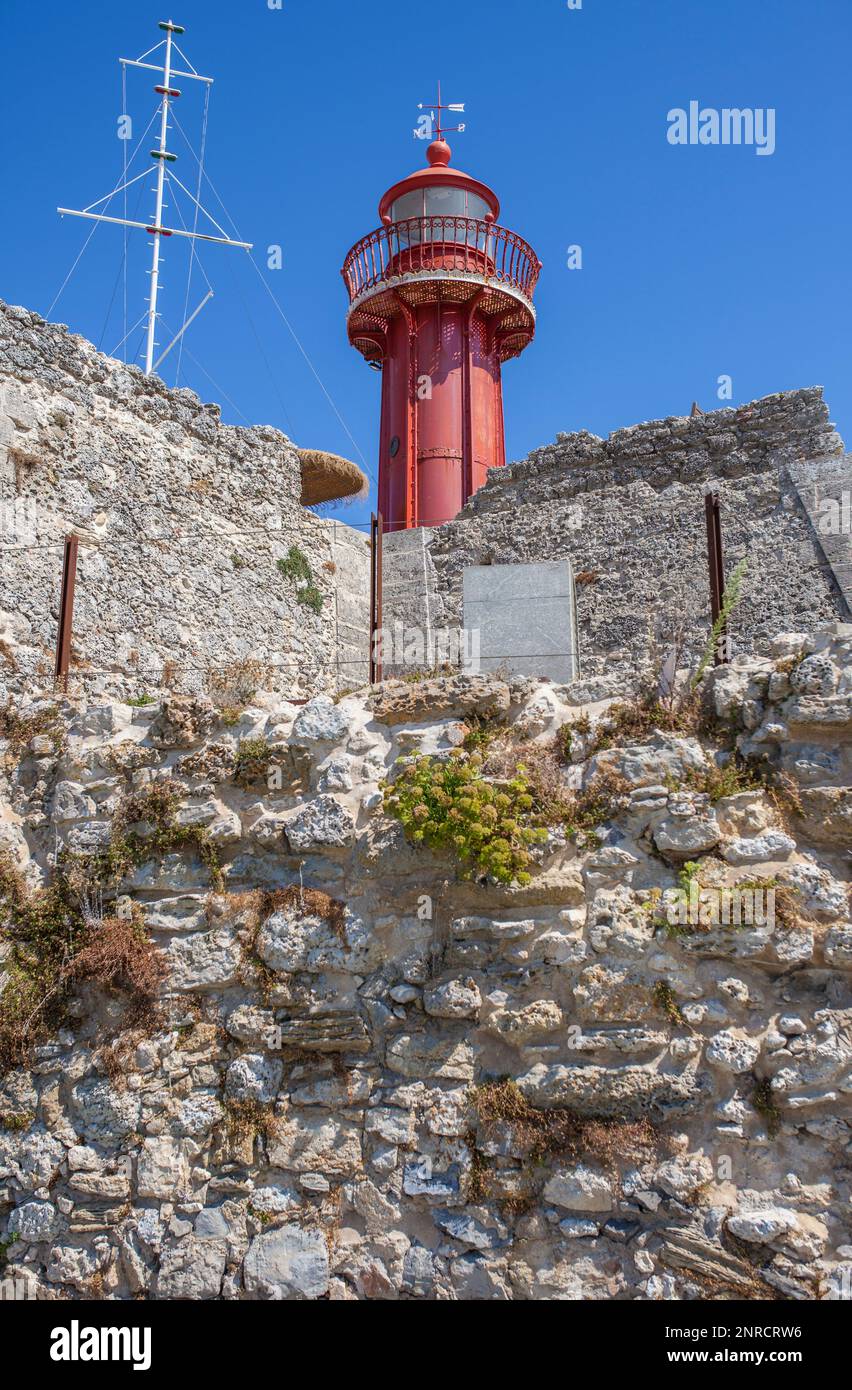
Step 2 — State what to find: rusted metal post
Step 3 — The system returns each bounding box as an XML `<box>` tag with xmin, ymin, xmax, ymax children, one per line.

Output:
<box><xmin>369</xmin><ymin>512</ymin><xmax>384</xmax><ymax>685</ymax></box>
<box><xmin>54</xmin><ymin>534</ymin><xmax>79</xmax><ymax>692</ymax></box>
<box><xmin>704</xmin><ymin>492</ymin><xmax>728</xmax><ymax>665</ymax></box>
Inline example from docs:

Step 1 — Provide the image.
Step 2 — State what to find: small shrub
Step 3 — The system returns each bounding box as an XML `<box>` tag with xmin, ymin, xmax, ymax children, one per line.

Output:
<box><xmin>555</xmin><ymin>714</ymin><xmax>592</xmax><ymax>763</ymax></box>
<box><xmin>0</xmin><ymin>780</ymin><xmax>222</xmax><ymax>1067</ymax></box>
<box><xmin>0</xmin><ymin>702</ymin><xmax>64</xmax><ymax>757</ymax></box>
<box><xmin>0</xmin><ymin>1112</ymin><xmax>34</xmax><ymax>1132</ymax></box>
<box><xmin>223</xmin><ymin>883</ymin><xmax>348</xmax><ymax>999</ymax></box>
<box><xmin>276</xmin><ymin>546</ymin><xmax>312</xmax><ymax>583</ymax></box>
<box><xmin>751</xmin><ymin>1077</ymin><xmax>781</xmax><ymax>1138</ymax></box>
<box><xmin>233</xmin><ymin>736</ymin><xmax>271</xmax><ymax>785</ymax></box>
<box><xmin>750</xmin><ymin>879</ymin><xmax>811</xmax><ymax>934</ymax></box>
<box><xmin>218</xmin><ymin>881</ymin><xmax>347</xmax><ymax>935</ymax></box>
<box><xmin>0</xmin><ymin>854</ymin><xmax>87</xmax><ymax>1069</ymax></box>
<box><xmin>247</xmin><ymin>1203</ymin><xmax>275</xmax><ymax>1226</ymax></box>
<box><xmin>207</xmin><ymin>658</ymin><xmax>267</xmax><ymax>709</ymax></box>
<box><xmin>589</xmin><ymin>695</ymin><xmax>701</xmax><ymax>754</ymax></box>
<box><xmin>384</xmin><ymin>751</ymin><xmax>547</xmax><ymax>885</ymax></box>
<box><xmin>475</xmin><ymin>730</ymin><xmax>621</xmax><ymax>837</ymax></box>
<box><xmin>277</xmin><ymin>546</ymin><xmax>324</xmax><ymax>613</ymax></box>
<box><xmin>0</xmin><ymin>849</ymin><xmax>167</xmax><ymax>1072</ymax></box>
<box><xmin>654</xmin><ymin>980</ymin><xmax>686</xmax><ymax>1026</ymax></box>
<box><xmin>225</xmin><ymin>1097</ymin><xmax>279</xmax><ymax>1144</ymax></box>
<box><xmin>108</xmin><ymin>781</ymin><xmax>224</xmax><ymax>892</ymax></box>
<box><xmin>681</xmin><ymin>757</ymin><xmax>762</xmax><ymax>803</ymax></box>
<box><xmin>262</xmin><ymin>884</ymin><xmax>347</xmax><ymax>941</ymax></box>
<box><xmin>462</xmin><ymin>715</ymin><xmax>502</xmax><ymax>754</ymax></box>
<box><xmin>564</xmin><ymin>768</ymin><xmax>632</xmax><ymax>839</ymax></box>
<box><xmin>64</xmin><ymin>913</ymin><xmax>166</xmax><ymax>1026</ymax></box>
<box><xmin>299</xmin><ymin>584</ymin><xmax>324</xmax><ymax>615</ymax></box>
<box><xmin>469</xmin><ymin>1080</ymin><xmax>665</xmax><ymax>1208</ymax></box>
<box><xmin>0</xmin><ymin>1234</ymin><xmax>19</xmax><ymax>1268</ymax></box>
<box><xmin>126</xmin><ymin>694</ymin><xmax>156</xmax><ymax>708</ymax></box>
<box><xmin>679</xmin><ymin>860</ymin><xmax>702</xmax><ymax>892</ymax></box>
<box><xmin>768</xmin><ymin>771</ymin><xmax>804</xmax><ymax>827</ymax></box>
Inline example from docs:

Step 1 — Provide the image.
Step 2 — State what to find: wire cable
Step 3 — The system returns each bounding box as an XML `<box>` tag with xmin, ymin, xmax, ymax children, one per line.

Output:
<box><xmin>107</xmin><ymin>309</ymin><xmax>149</xmax><ymax>361</ymax></box>
<box><xmin>157</xmin><ymin>316</ymin><xmax>253</xmax><ymax>426</ymax></box>
<box><xmin>47</xmin><ymin>108</ymin><xmax>159</xmax><ymax>320</ymax></box>
<box><xmin>152</xmin><ymin>109</ymin><xmax>296</xmax><ymax>434</ymax></box>
<box><xmin>98</xmin><ymin>175</ymin><xmax>148</xmax><ymax>351</ymax></box>
<box><xmin>169</xmin><ymin>109</ymin><xmax>375</xmax><ymax>485</ymax></box>
<box><xmin>175</xmin><ymin>81</ymin><xmax>211</xmax><ymax>388</ymax></box>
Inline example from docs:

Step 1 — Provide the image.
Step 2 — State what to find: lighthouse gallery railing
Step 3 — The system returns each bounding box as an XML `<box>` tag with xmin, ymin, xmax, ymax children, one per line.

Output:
<box><xmin>342</xmin><ymin>215</ymin><xmax>541</xmax><ymax>305</ymax></box>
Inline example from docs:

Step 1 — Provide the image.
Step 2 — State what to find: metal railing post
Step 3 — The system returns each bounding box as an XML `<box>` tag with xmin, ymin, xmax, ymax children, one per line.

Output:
<box><xmin>704</xmin><ymin>491</ymin><xmax>729</xmax><ymax>665</ymax></box>
<box><xmin>369</xmin><ymin>512</ymin><xmax>384</xmax><ymax>685</ymax></box>
<box><xmin>54</xmin><ymin>534</ymin><xmax>79</xmax><ymax>693</ymax></box>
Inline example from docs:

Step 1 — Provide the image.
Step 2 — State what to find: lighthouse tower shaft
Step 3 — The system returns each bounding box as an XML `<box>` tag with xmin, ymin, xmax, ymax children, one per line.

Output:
<box><xmin>342</xmin><ymin>139</ymin><xmax>540</xmax><ymax>531</ymax></box>
<box><xmin>378</xmin><ymin>295</ymin><xmax>506</xmax><ymax>528</ymax></box>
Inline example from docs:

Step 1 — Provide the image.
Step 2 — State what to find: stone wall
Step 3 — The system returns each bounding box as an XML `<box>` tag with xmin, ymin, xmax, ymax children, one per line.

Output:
<box><xmin>3</xmin><ymin>299</ymin><xmax>847</xmax><ymax>710</ymax></box>
<box><xmin>383</xmin><ymin>390</ymin><xmax>849</xmax><ymax>695</ymax></box>
<box><xmin>0</xmin><ymin>300</ymin><xmax>370</xmax><ymax>701</ymax></box>
<box><xmin>0</xmin><ymin>625</ymin><xmax>850</xmax><ymax>1301</ymax></box>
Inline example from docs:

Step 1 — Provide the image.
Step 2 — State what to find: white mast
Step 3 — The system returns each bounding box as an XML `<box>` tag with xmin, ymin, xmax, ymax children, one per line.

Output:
<box><xmin>144</xmin><ymin>20</ymin><xmax>175</xmax><ymax>376</ymax></box>
<box><xmin>57</xmin><ymin>19</ymin><xmax>251</xmax><ymax>376</ymax></box>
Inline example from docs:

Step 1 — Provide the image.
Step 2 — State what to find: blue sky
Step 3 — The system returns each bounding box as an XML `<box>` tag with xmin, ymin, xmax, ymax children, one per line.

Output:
<box><xmin>2</xmin><ymin>0</ymin><xmax>849</xmax><ymax>531</ymax></box>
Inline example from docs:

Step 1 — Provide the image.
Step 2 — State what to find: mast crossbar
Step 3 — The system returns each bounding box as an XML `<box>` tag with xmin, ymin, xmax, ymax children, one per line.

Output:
<box><xmin>120</xmin><ymin>59</ymin><xmax>213</xmax><ymax>84</ymax></box>
<box><xmin>57</xmin><ymin>208</ymin><xmax>252</xmax><ymax>249</ymax></box>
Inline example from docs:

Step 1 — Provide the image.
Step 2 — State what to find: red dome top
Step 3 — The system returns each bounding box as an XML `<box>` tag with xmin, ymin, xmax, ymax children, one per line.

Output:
<box><xmin>426</xmin><ymin>139</ymin><xmax>452</xmax><ymax>167</ymax></box>
<box><xmin>378</xmin><ymin>139</ymin><xmax>500</xmax><ymax>225</ymax></box>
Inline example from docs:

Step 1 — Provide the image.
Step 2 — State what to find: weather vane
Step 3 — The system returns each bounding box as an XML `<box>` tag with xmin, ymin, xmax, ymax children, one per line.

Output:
<box><xmin>414</xmin><ymin>80</ymin><xmax>466</xmax><ymax>143</ymax></box>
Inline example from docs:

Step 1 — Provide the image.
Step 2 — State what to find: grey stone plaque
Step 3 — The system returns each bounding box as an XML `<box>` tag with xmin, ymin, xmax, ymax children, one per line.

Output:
<box><xmin>462</xmin><ymin>560</ymin><xmax>579</xmax><ymax>682</ymax></box>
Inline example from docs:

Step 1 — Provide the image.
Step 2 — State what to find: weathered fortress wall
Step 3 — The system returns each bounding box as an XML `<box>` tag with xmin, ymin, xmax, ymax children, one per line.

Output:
<box><xmin>0</xmin><ymin>302</ymin><xmax>850</xmax><ymax>1303</ymax></box>
<box><xmin>0</xmin><ymin>301</ymin><xmax>370</xmax><ymax>701</ymax></box>
<box><xmin>2</xmin><ymin>299</ymin><xmax>848</xmax><ymax>704</ymax></box>
<box><xmin>383</xmin><ymin>390</ymin><xmax>850</xmax><ymax>693</ymax></box>
<box><xmin>0</xmin><ymin>629</ymin><xmax>850</xmax><ymax>1300</ymax></box>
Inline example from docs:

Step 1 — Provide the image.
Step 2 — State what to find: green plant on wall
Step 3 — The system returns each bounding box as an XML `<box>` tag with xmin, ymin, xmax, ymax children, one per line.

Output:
<box><xmin>383</xmin><ymin>750</ymin><xmax>547</xmax><ymax>885</ymax></box>
<box><xmin>276</xmin><ymin>545</ymin><xmax>324</xmax><ymax>614</ymax></box>
<box><xmin>0</xmin><ymin>777</ymin><xmax>222</xmax><ymax>1071</ymax></box>
<box><xmin>691</xmin><ymin>558</ymin><xmax>748</xmax><ymax>690</ymax></box>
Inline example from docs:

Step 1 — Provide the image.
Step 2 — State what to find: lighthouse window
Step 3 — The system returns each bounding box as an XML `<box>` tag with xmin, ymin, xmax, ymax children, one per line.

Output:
<box><xmin>390</xmin><ymin>190</ymin><xmax>424</xmax><ymax>224</ymax></box>
<box><xmin>390</xmin><ymin>187</ymin><xmax>496</xmax><ymax>252</ymax></box>
<box><xmin>389</xmin><ymin>436</ymin><xmax>400</xmax><ymax>458</ymax></box>
<box><xmin>390</xmin><ymin>188</ymin><xmax>493</xmax><ymax>224</ymax></box>
<box><xmin>424</xmin><ymin>186</ymin><xmax>466</xmax><ymax>218</ymax></box>
<box><xmin>466</xmin><ymin>193</ymin><xmax>491</xmax><ymax>222</ymax></box>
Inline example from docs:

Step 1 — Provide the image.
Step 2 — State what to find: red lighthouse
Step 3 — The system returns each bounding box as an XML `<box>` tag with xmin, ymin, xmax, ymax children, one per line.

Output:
<box><xmin>342</xmin><ymin>96</ymin><xmax>541</xmax><ymax>531</ymax></box>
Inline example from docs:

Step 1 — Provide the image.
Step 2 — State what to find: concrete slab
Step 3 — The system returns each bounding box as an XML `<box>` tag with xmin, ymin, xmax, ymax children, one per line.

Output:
<box><xmin>462</xmin><ymin>561</ymin><xmax>579</xmax><ymax>682</ymax></box>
